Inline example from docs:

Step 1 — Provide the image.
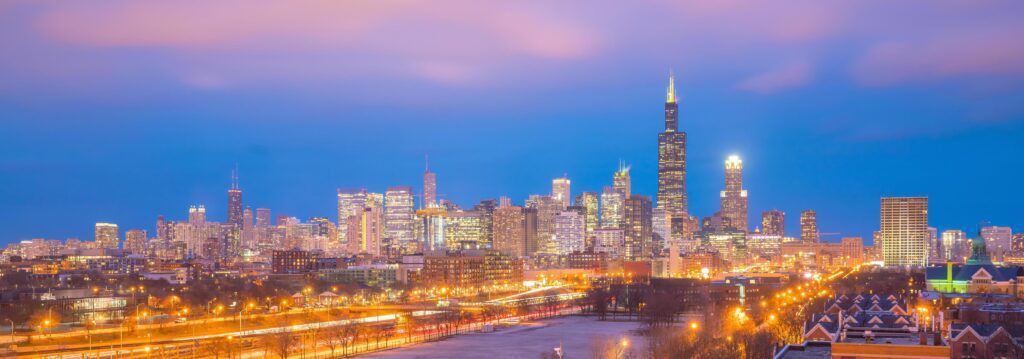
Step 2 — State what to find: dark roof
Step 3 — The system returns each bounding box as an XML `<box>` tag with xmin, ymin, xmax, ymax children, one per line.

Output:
<box><xmin>926</xmin><ymin>264</ymin><xmax>1021</xmax><ymax>282</ymax></box>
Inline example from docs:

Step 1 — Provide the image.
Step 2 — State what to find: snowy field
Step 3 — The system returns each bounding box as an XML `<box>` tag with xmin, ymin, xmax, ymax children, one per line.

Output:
<box><xmin>362</xmin><ymin>316</ymin><xmax>645</xmax><ymax>359</ymax></box>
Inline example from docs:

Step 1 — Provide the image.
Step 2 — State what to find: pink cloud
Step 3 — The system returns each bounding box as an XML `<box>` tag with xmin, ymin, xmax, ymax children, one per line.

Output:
<box><xmin>853</xmin><ymin>28</ymin><xmax>1024</xmax><ymax>86</ymax></box>
<box><xmin>737</xmin><ymin>61</ymin><xmax>813</xmax><ymax>94</ymax></box>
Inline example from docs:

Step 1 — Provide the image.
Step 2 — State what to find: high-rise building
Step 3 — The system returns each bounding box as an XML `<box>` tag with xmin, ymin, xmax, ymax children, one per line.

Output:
<box><xmin>1014</xmin><ymin>233</ymin><xmax>1024</xmax><ymax>252</ymax></box>
<box><xmin>553</xmin><ymin>210</ymin><xmax>585</xmax><ymax>255</ymax></box>
<box><xmin>656</xmin><ymin>72</ymin><xmax>688</xmax><ymax>218</ymax></box>
<box><xmin>880</xmin><ymin>197</ymin><xmax>928</xmax><ymax>267</ymax></box>
<box><xmin>524</xmin><ymin>207</ymin><xmax>539</xmax><ymax>256</ymax></box>
<box><xmin>800</xmin><ymin>210</ymin><xmax>818</xmax><ymax>243</ymax></box>
<box><xmin>761</xmin><ymin>209</ymin><xmax>785</xmax><ymax>237</ymax></box>
<box><xmin>124</xmin><ymin>229</ymin><xmax>147</xmax><ymax>254</ymax></box>
<box><xmin>189</xmin><ymin>205</ymin><xmax>206</xmax><ymax>225</ymax></box>
<box><xmin>493</xmin><ymin>198</ymin><xmax>526</xmax><ymax>257</ymax></box>
<box><xmin>613</xmin><ymin>163</ymin><xmax>631</xmax><ymax>199</ymax></box>
<box><xmin>255</xmin><ymin>208</ymin><xmax>271</xmax><ymax>227</ymax></box>
<box><xmin>227</xmin><ymin>168</ymin><xmax>243</xmax><ymax>228</ymax></box>
<box><xmin>652</xmin><ymin>207</ymin><xmax>670</xmax><ymax>254</ymax></box>
<box><xmin>156</xmin><ymin>215</ymin><xmax>167</xmax><ymax>240</ymax></box>
<box><xmin>474</xmin><ymin>199</ymin><xmax>498</xmax><ymax>248</ymax></box>
<box><xmin>942</xmin><ymin>230</ymin><xmax>967</xmax><ymax>261</ymax></box>
<box><xmin>840</xmin><ymin>237</ymin><xmax>864</xmax><ymax>265</ymax></box>
<box><xmin>337</xmin><ymin>188</ymin><xmax>368</xmax><ymax>241</ymax></box>
<box><xmin>600</xmin><ymin>186</ymin><xmax>625</xmax><ymax>229</ymax></box>
<box><xmin>719</xmin><ymin>155</ymin><xmax>749</xmax><ymax>231</ymax></box>
<box><xmin>417</xmin><ymin>207</ymin><xmax>448</xmax><ymax>252</ymax></box>
<box><xmin>446</xmin><ymin>210</ymin><xmax>484</xmax><ymax>249</ymax></box>
<box><xmin>593</xmin><ymin>228</ymin><xmax>625</xmax><ymax>259</ymax></box>
<box><xmin>981</xmin><ymin>226</ymin><xmax>1013</xmax><ymax>261</ymax></box>
<box><xmin>95</xmin><ymin>223</ymin><xmax>119</xmax><ymax>249</ymax></box>
<box><xmin>552</xmin><ymin>177</ymin><xmax>571</xmax><ymax>208</ymax></box>
<box><xmin>384</xmin><ymin>186</ymin><xmax>416</xmax><ymax>253</ymax></box>
<box><xmin>576</xmin><ymin>192</ymin><xmax>599</xmax><ymax>237</ymax></box>
<box><xmin>424</xmin><ymin>157</ymin><xmax>437</xmax><ymax>208</ymax></box>
<box><xmin>624</xmin><ymin>195</ymin><xmax>653</xmax><ymax>260</ymax></box>
<box><xmin>526</xmin><ymin>195</ymin><xmax>563</xmax><ymax>255</ymax></box>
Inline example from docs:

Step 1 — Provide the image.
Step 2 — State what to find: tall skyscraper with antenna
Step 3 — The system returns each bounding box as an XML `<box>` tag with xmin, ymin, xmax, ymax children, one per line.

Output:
<box><xmin>227</xmin><ymin>166</ymin><xmax>243</xmax><ymax>227</ymax></box>
<box><xmin>656</xmin><ymin>71</ymin><xmax>688</xmax><ymax>238</ymax></box>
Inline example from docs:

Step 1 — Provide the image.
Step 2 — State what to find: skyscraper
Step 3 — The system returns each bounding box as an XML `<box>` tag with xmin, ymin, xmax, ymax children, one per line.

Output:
<box><xmin>384</xmin><ymin>186</ymin><xmax>416</xmax><ymax>253</ymax></box>
<box><xmin>719</xmin><ymin>155</ymin><xmax>749</xmax><ymax>231</ymax></box>
<box><xmin>474</xmin><ymin>199</ymin><xmax>497</xmax><ymax>248</ymax></box>
<box><xmin>493</xmin><ymin>198</ymin><xmax>526</xmax><ymax>257</ymax></box>
<box><xmin>526</xmin><ymin>195</ymin><xmax>563</xmax><ymax>255</ymax></box>
<box><xmin>552</xmin><ymin>177</ymin><xmax>571</xmax><ymax>208</ymax></box>
<box><xmin>337</xmin><ymin>188</ymin><xmax>368</xmax><ymax>241</ymax></box>
<box><xmin>95</xmin><ymin>223</ymin><xmax>119</xmax><ymax>249</ymax></box>
<box><xmin>124</xmin><ymin>229</ymin><xmax>147</xmax><ymax>254</ymax></box>
<box><xmin>227</xmin><ymin>167</ymin><xmax>243</xmax><ymax>228</ymax></box>
<box><xmin>424</xmin><ymin>156</ymin><xmax>437</xmax><ymax>208</ymax></box>
<box><xmin>554</xmin><ymin>210</ymin><xmax>585</xmax><ymax>255</ymax></box>
<box><xmin>800</xmin><ymin>210</ymin><xmax>818</xmax><ymax>243</ymax></box>
<box><xmin>576</xmin><ymin>192</ymin><xmax>599</xmax><ymax>237</ymax></box>
<box><xmin>761</xmin><ymin>209</ymin><xmax>785</xmax><ymax>237</ymax></box>
<box><xmin>624</xmin><ymin>195</ymin><xmax>653</xmax><ymax>260</ymax></box>
<box><xmin>656</xmin><ymin>72</ymin><xmax>687</xmax><ymax>218</ymax></box>
<box><xmin>942</xmin><ymin>229</ymin><xmax>966</xmax><ymax>260</ymax></box>
<box><xmin>600</xmin><ymin>186</ymin><xmax>625</xmax><ymax>229</ymax></box>
<box><xmin>189</xmin><ymin>205</ymin><xmax>206</xmax><ymax>225</ymax></box>
<box><xmin>613</xmin><ymin>163</ymin><xmax>631</xmax><ymax>199</ymax></box>
<box><xmin>880</xmin><ymin>197</ymin><xmax>928</xmax><ymax>267</ymax></box>
<box><xmin>255</xmin><ymin>208</ymin><xmax>271</xmax><ymax>227</ymax></box>
<box><xmin>981</xmin><ymin>226</ymin><xmax>1013</xmax><ymax>261</ymax></box>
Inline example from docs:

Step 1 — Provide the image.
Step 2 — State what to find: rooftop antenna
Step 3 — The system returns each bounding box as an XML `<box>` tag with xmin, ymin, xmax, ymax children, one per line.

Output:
<box><xmin>231</xmin><ymin>163</ymin><xmax>239</xmax><ymax>189</ymax></box>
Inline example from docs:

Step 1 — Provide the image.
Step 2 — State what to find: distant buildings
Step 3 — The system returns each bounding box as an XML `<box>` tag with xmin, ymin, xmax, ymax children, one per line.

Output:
<box><xmin>420</xmin><ymin>250</ymin><xmax>523</xmax><ymax>290</ymax></box>
<box><xmin>493</xmin><ymin>198</ymin><xmax>526</xmax><ymax>256</ymax></box>
<box><xmin>384</xmin><ymin>186</ymin><xmax>415</xmax><ymax>253</ymax></box>
<box><xmin>624</xmin><ymin>195</ymin><xmax>653</xmax><ymax>260</ymax></box>
<box><xmin>880</xmin><ymin>197</ymin><xmax>929</xmax><ymax>267</ymax></box>
<box><xmin>553</xmin><ymin>210</ymin><xmax>585</xmax><ymax>255</ymax></box>
<box><xmin>600</xmin><ymin>186</ymin><xmax>625</xmax><ymax>229</ymax></box>
<box><xmin>982</xmin><ymin>226</ymin><xmax>1013</xmax><ymax>261</ymax></box>
<box><xmin>124</xmin><ymin>229</ymin><xmax>147</xmax><ymax>255</ymax></box>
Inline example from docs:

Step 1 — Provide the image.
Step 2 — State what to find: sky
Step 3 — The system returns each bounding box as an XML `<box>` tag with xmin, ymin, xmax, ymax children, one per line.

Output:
<box><xmin>1</xmin><ymin>0</ymin><xmax>1023</xmax><ymax>245</ymax></box>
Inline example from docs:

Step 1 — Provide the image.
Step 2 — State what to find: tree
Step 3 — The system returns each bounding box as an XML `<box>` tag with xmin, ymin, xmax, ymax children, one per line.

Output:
<box><xmin>320</xmin><ymin>325</ymin><xmax>345</xmax><ymax>358</ymax></box>
<box><xmin>262</xmin><ymin>329</ymin><xmax>297</xmax><ymax>359</ymax></box>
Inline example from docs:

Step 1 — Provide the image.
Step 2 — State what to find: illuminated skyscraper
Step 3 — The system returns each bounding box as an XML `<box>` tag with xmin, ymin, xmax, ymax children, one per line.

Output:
<box><xmin>880</xmin><ymin>197</ymin><xmax>928</xmax><ymax>267</ymax></box>
<box><xmin>554</xmin><ymin>210</ymin><xmax>585</xmax><ymax>255</ymax></box>
<box><xmin>474</xmin><ymin>199</ymin><xmax>497</xmax><ymax>247</ymax></box>
<box><xmin>552</xmin><ymin>177</ymin><xmax>571</xmax><ymax>208</ymax></box>
<box><xmin>800</xmin><ymin>210</ymin><xmax>818</xmax><ymax>243</ymax></box>
<box><xmin>624</xmin><ymin>195</ymin><xmax>653</xmax><ymax>260</ymax></box>
<box><xmin>337</xmin><ymin>188</ymin><xmax>368</xmax><ymax>241</ymax></box>
<box><xmin>613</xmin><ymin>163</ymin><xmax>631</xmax><ymax>199</ymax></box>
<box><xmin>761</xmin><ymin>209</ymin><xmax>785</xmax><ymax>237</ymax></box>
<box><xmin>227</xmin><ymin>167</ymin><xmax>243</xmax><ymax>228</ymax></box>
<box><xmin>526</xmin><ymin>195</ymin><xmax>563</xmax><ymax>255</ymax></box>
<box><xmin>255</xmin><ymin>208</ymin><xmax>271</xmax><ymax>227</ymax></box>
<box><xmin>424</xmin><ymin>156</ymin><xmax>437</xmax><ymax>208</ymax></box>
<box><xmin>493</xmin><ymin>197</ymin><xmax>525</xmax><ymax>256</ymax></box>
<box><xmin>95</xmin><ymin>222</ymin><xmax>119</xmax><ymax>249</ymax></box>
<box><xmin>384</xmin><ymin>186</ymin><xmax>416</xmax><ymax>253</ymax></box>
<box><xmin>124</xmin><ymin>229</ymin><xmax>147</xmax><ymax>254</ymax></box>
<box><xmin>652</xmin><ymin>207</ymin><xmax>670</xmax><ymax>253</ymax></box>
<box><xmin>981</xmin><ymin>226</ymin><xmax>1013</xmax><ymax>261</ymax></box>
<box><xmin>719</xmin><ymin>155</ymin><xmax>748</xmax><ymax>231</ymax></box>
<box><xmin>656</xmin><ymin>72</ymin><xmax>687</xmax><ymax>218</ymax></box>
<box><xmin>942</xmin><ymin>229</ymin><xmax>966</xmax><ymax>260</ymax></box>
<box><xmin>600</xmin><ymin>186</ymin><xmax>625</xmax><ymax>229</ymax></box>
<box><xmin>575</xmin><ymin>192</ymin><xmax>599</xmax><ymax>237</ymax></box>
<box><xmin>445</xmin><ymin>210</ymin><xmax>484</xmax><ymax>249</ymax></box>
<box><xmin>189</xmin><ymin>205</ymin><xmax>206</xmax><ymax>225</ymax></box>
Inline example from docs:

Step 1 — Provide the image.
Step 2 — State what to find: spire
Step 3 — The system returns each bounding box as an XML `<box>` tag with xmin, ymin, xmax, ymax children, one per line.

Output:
<box><xmin>231</xmin><ymin>164</ymin><xmax>239</xmax><ymax>189</ymax></box>
<box><xmin>425</xmin><ymin>154</ymin><xmax>430</xmax><ymax>173</ymax></box>
<box><xmin>666</xmin><ymin>69</ymin><xmax>677</xmax><ymax>104</ymax></box>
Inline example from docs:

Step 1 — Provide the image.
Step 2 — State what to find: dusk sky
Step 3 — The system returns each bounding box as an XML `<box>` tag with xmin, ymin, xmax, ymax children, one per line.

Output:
<box><xmin>2</xmin><ymin>0</ymin><xmax>1023</xmax><ymax>244</ymax></box>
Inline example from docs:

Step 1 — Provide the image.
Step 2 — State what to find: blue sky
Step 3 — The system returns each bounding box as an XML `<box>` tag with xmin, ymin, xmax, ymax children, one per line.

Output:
<box><xmin>1</xmin><ymin>0</ymin><xmax>1023</xmax><ymax>244</ymax></box>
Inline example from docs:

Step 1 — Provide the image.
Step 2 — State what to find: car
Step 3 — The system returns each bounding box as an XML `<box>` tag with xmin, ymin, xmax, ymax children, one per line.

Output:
<box><xmin>175</xmin><ymin>317</ymin><xmax>187</xmax><ymax>323</ymax></box>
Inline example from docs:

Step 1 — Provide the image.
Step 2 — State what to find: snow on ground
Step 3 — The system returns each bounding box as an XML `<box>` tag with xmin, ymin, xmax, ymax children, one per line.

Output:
<box><xmin>363</xmin><ymin>316</ymin><xmax>645</xmax><ymax>359</ymax></box>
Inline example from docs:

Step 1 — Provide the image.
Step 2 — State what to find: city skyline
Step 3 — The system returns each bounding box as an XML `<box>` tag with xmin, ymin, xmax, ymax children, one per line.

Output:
<box><xmin>2</xmin><ymin>1</ymin><xmax>1024</xmax><ymax>244</ymax></box>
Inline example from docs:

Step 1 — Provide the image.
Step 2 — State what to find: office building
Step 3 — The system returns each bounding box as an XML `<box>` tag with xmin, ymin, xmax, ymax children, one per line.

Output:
<box><xmin>613</xmin><ymin>163</ymin><xmax>631</xmax><ymax>199</ymax></box>
<box><xmin>982</xmin><ymin>226</ymin><xmax>1013</xmax><ymax>261</ymax></box>
<box><xmin>553</xmin><ymin>210</ymin><xmax>585</xmax><ymax>255</ymax></box>
<box><xmin>95</xmin><ymin>223</ymin><xmax>119</xmax><ymax>249</ymax></box>
<box><xmin>719</xmin><ymin>155</ymin><xmax>749</xmax><ymax>231</ymax></box>
<box><xmin>526</xmin><ymin>195</ymin><xmax>563</xmax><ymax>255</ymax></box>
<box><xmin>124</xmin><ymin>229</ymin><xmax>147</xmax><ymax>254</ymax></box>
<box><xmin>942</xmin><ymin>230</ymin><xmax>967</xmax><ymax>261</ymax></box>
<box><xmin>624</xmin><ymin>195</ymin><xmax>653</xmax><ymax>260</ymax></box>
<box><xmin>493</xmin><ymin>198</ymin><xmax>526</xmax><ymax>256</ymax></box>
<box><xmin>337</xmin><ymin>188</ymin><xmax>368</xmax><ymax>241</ymax></box>
<box><xmin>656</xmin><ymin>72</ymin><xmax>688</xmax><ymax>217</ymax></box>
<box><xmin>800</xmin><ymin>210</ymin><xmax>818</xmax><ymax>243</ymax></box>
<box><xmin>552</xmin><ymin>177</ymin><xmax>571</xmax><ymax>208</ymax></box>
<box><xmin>761</xmin><ymin>209</ymin><xmax>785</xmax><ymax>237</ymax></box>
<box><xmin>384</xmin><ymin>186</ymin><xmax>416</xmax><ymax>253</ymax></box>
<box><xmin>576</xmin><ymin>192</ymin><xmax>599</xmax><ymax>237</ymax></box>
<box><xmin>880</xmin><ymin>197</ymin><xmax>929</xmax><ymax>267</ymax></box>
<box><xmin>227</xmin><ymin>167</ymin><xmax>243</xmax><ymax>227</ymax></box>
<box><xmin>600</xmin><ymin>186</ymin><xmax>625</xmax><ymax>229</ymax></box>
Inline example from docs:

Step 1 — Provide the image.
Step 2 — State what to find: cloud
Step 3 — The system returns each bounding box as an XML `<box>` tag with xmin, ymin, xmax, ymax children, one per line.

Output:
<box><xmin>737</xmin><ymin>61</ymin><xmax>812</xmax><ymax>94</ymax></box>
